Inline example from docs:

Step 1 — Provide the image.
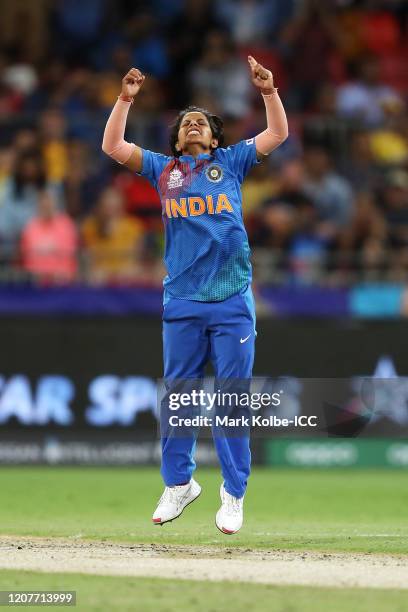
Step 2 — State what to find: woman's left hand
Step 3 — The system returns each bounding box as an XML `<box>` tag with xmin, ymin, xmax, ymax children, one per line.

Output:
<box><xmin>248</xmin><ymin>56</ymin><xmax>275</xmax><ymax>94</ymax></box>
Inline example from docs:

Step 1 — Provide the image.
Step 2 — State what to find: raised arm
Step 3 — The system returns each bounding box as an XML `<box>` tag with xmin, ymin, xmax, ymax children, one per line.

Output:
<box><xmin>248</xmin><ymin>56</ymin><xmax>289</xmax><ymax>158</ymax></box>
<box><xmin>102</xmin><ymin>68</ymin><xmax>146</xmax><ymax>173</ymax></box>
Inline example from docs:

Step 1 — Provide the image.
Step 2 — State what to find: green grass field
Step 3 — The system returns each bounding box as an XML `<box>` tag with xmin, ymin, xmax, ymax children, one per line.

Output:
<box><xmin>1</xmin><ymin>466</ymin><xmax>407</xmax><ymax>611</ymax></box>
<box><xmin>1</xmin><ymin>466</ymin><xmax>408</xmax><ymax>553</ymax></box>
<box><xmin>1</xmin><ymin>570</ymin><xmax>407</xmax><ymax>612</ymax></box>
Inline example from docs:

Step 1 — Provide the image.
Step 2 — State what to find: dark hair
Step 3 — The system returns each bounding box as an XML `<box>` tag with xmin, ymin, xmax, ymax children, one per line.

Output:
<box><xmin>169</xmin><ymin>106</ymin><xmax>224</xmax><ymax>157</ymax></box>
<box><xmin>13</xmin><ymin>150</ymin><xmax>46</xmax><ymax>198</ymax></box>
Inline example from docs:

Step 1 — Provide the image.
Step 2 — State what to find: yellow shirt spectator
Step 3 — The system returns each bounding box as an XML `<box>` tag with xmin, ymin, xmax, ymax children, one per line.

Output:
<box><xmin>82</xmin><ymin>187</ymin><xmax>144</xmax><ymax>282</ymax></box>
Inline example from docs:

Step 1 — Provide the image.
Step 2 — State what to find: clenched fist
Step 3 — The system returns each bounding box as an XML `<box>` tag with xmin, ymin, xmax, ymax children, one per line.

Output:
<box><xmin>121</xmin><ymin>68</ymin><xmax>145</xmax><ymax>100</ymax></box>
<box><xmin>248</xmin><ymin>56</ymin><xmax>275</xmax><ymax>94</ymax></box>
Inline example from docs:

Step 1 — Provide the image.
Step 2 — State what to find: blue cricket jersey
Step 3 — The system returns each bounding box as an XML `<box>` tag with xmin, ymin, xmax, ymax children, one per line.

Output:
<box><xmin>139</xmin><ymin>139</ymin><xmax>259</xmax><ymax>302</ymax></box>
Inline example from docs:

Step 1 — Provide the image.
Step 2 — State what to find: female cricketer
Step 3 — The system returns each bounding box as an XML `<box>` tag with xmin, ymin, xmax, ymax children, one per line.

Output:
<box><xmin>102</xmin><ymin>56</ymin><xmax>288</xmax><ymax>534</ymax></box>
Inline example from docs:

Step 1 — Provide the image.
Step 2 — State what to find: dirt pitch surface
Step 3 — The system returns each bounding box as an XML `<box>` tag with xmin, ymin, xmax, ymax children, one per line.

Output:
<box><xmin>1</xmin><ymin>537</ymin><xmax>407</xmax><ymax>589</ymax></box>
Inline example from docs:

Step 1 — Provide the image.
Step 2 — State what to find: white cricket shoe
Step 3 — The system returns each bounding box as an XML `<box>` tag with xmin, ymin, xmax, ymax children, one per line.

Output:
<box><xmin>152</xmin><ymin>478</ymin><xmax>201</xmax><ymax>525</ymax></box>
<box><xmin>215</xmin><ymin>483</ymin><xmax>244</xmax><ymax>535</ymax></box>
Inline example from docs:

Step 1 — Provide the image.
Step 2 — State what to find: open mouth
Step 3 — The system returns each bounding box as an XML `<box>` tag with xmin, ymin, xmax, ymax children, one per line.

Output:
<box><xmin>187</xmin><ymin>128</ymin><xmax>201</xmax><ymax>136</ymax></box>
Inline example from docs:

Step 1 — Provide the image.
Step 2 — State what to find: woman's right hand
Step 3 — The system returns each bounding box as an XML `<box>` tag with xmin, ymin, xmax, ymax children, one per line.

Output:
<box><xmin>121</xmin><ymin>68</ymin><xmax>145</xmax><ymax>99</ymax></box>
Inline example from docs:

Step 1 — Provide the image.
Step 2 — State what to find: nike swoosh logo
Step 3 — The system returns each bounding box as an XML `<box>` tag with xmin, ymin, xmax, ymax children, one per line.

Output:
<box><xmin>240</xmin><ymin>335</ymin><xmax>251</xmax><ymax>344</ymax></box>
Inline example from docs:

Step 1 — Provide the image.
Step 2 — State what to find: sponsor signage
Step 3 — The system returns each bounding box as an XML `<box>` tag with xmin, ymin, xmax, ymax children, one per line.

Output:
<box><xmin>266</xmin><ymin>439</ymin><xmax>408</xmax><ymax>468</ymax></box>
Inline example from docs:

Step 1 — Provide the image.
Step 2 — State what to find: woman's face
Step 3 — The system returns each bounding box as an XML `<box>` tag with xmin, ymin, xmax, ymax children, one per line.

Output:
<box><xmin>38</xmin><ymin>190</ymin><xmax>56</xmax><ymax>219</ymax></box>
<box><xmin>176</xmin><ymin>112</ymin><xmax>218</xmax><ymax>154</ymax></box>
<box><xmin>20</xmin><ymin>158</ymin><xmax>41</xmax><ymax>182</ymax></box>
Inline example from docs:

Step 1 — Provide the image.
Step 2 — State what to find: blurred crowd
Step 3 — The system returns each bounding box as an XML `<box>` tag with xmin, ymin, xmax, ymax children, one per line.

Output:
<box><xmin>0</xmin><ymin>0</ymin><xmax>408</xmax><ymax>286</ymax></box>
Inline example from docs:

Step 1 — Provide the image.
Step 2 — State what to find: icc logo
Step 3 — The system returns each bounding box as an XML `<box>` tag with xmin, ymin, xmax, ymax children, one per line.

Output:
<box><xmin>167</xmin><ymin>168</ymin><xmax>184</xmax><ymax>189</ymax></box>
<box><xmin>205</xmin><ymin>165</ymin><xmax>223</xmax><ymax>183</ymax></box>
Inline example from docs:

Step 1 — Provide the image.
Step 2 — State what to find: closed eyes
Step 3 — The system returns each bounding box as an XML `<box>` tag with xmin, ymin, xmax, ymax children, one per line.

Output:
<box><xmin>182</xmin><ymin>119</ymin><xmax>207</xmax><ymax>127</ymax></box>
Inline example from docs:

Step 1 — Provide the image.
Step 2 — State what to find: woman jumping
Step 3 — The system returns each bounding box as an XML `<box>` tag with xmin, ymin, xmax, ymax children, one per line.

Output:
<box><xmin>102</xmin><ymin>56</ymin><xmax>288</xmax><ymax>534</ymax></box>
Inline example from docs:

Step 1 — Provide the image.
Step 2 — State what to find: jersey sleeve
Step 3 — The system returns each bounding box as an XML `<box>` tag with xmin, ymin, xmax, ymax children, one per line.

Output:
<box><xmin>138</xmin><ymin>149</ymin><xmax>172</xmax><ymax>188</ymax></box>
<box><xmin>216</xmin><ymin>139</ymin><xmax>260</xmax><ymax>183</ymax></box>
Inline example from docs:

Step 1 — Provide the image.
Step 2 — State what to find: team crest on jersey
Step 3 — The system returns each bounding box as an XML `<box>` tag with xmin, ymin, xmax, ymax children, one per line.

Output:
<box><xmin>167</xmin><ymin>168</ymin><xmax>184</xmax><ymax>189</ymax></box>
<box><xmin>205</xmin><ymin>164</ymin><xmax>223</xmax><ymax>183</ymax></box>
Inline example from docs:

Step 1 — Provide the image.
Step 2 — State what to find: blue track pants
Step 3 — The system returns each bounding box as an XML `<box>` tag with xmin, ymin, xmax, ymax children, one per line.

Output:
<box><xmin>161</xmin><ymin>286</ymin><xmax>256</xmax><ymax>498</ymax></box>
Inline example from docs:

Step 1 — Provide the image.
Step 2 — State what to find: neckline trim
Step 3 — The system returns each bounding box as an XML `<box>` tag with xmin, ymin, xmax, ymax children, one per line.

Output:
<box><xmin>179</xmin><ymin>153</ymin><xmax>212</xmax><ymax>161</ymax></box>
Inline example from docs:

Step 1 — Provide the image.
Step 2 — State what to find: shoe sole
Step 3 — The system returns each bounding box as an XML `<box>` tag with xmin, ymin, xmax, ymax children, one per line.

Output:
<box><xmin>214</xmin><ymin>519</ymin><xmax>240</xmax><ymax>535</ymax></box>
<box><xmin>152</xmin><ymin>489</ymin><xmax>201</xmax><ymax>526</ymax></box>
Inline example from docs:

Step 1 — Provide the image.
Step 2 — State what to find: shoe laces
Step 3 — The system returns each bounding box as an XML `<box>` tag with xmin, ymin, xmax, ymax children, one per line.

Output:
<box><xmin>159</xmin><ymin>484</ymin><xmax>189</xmax><ymax>508</ymax></box>
<box><xmin>223</xmin><ymin>490</ymin><xmax>243</xmax><ymax>516</ymax></box>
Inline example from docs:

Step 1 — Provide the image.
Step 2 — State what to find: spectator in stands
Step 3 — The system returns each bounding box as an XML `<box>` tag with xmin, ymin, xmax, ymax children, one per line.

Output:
<box><xmin>0</xmin><ymin>150</ymin><xmax>47</xmax><ymax>259</ymax></box>
<box><xmin>302</xmin><ymin>145</ymin><xmax>354</xmax><ymax>243</ymax></box>
<box><xmin>279</xmin><ymin>0</ymin><xmax>340</xmax><ymax>110</ymax></box>
<box><xmin>215</xmin><ymin>0</ymin><xmax>294</xmax><ymax>45</ymax></box>
<box><xmin>63</xmin><ymin>140</ymin><xmax>104</xmax><ymax>219</ymax></box>
<box><xmin>336</xmin><ymin>55</ymin><xmax>402</xmax><ymax>126</ymax></box>
<box><xmin>339</xmin><ymin>191</ymin><xmax>387</xmax><ymax>274</ymax></box>
<box><xmin>81</xmin><ymin>187</ymin><xmax>144</xmax><ymax>284</ymax></box>
<box><xmin>20</xmin><ymin>189</ymin><xmax>78</xmax><ymax>283</ymax></box>
<box><xmin>12</xmin><ymin>128</ymin><xmax>38</xmax><ymax>155</ymax></box>
<box><xmin>0</xmin><ymin>146</ymin><xmax>14</xmax><ymax>201</ymax></box>
<box><xmin>39</xmin><ymin>109</ymin><xmax>69</xmax><ymax>186</ymax></box>
<box><xmin>288</xmin><ymin>194</ymin><xmax>326</xmax><ymax>284</ymax></box>
<box><xmin>338</xmin><ymin>130</ymin><xmax>382</xmax><ymax>194</ymax></box>
<box><xmin>242</xmin><ymin>161</ymin><xmax>279</xmax><ymax>220</ymax></box>
<box><xmin>252</xmin><ymin>199</ymin><xmax>297</xmax><ymax>252</ymax></box>
<box><xmin>247</xmin><ymin>159</ymin><xmax>307</xmax><ymax>242</ymax></box>
<box><xmin>382</xmin><ymin>170</ymin><xmax>408</xmax><ymax>248</ymax></box>
<box><xmin>126</xmin><ymin>11</ymin><xmax>169</xmax><ymax>79</ymax></box>
<box><xmin>0</xmin><ymin>52</ymin><xmax>24</xmax><ymax>116</ymax></box>
<box><xmin>274</xmin><ymin>158</ymin><xmax>308</xmax><ymax>208</ymax></box>
<box><xmin>23</xmin><ymin>59</ymin><xmax>68</xmax><ymax>113</ymax></box>
<box><xmin>189</xmin><ymin>29</ymin><xmax>251</xmax><ymax>117</ymax></box>
<box><xmin>52</xmin><ymin>0</ymin><xmax>107</xmax><ymax>64</ymax></box>
<box><xmin>2</xmin><ymin>55</ymin><xmax>38</xmax><ymax>99</ymax></box>
<box><xmin>369</xmin><ymin>102</ymin><xmax>408</xmax><ymax>166</ymax></box>
<box><xmin>57</xmin><ymin>69</ymin><xmax>106</xmax><ymax>149</ymax></box>
<box><xmin>252</xmin><ymin>183</ymin><xmax>326</xmax><ymax>284</ymax></box>
<box><xmin>166</xmin><ymin>0</ymin><xmax>220</xmax><ymax>107</ymax></box>
<box><xmin>98</xmin><ymin>46</ymin><xmax>133</xmax><ymax>108</ymax></box>
<box><xmin>0</xmin><ymin>0</ymin><xmax>50</xmax><ymax>63</ymax></box>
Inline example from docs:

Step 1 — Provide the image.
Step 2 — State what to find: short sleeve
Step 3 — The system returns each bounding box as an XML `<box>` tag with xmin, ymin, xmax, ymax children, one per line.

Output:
<box><xmin>138</xmin><ymin>149</ymin><xmax>172</xmax><ymax>188</ymax></box>
<box><xmin>215</xmin><ymin>139</ymin><xmax>260</xmax><ymax>183</ymax></box>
